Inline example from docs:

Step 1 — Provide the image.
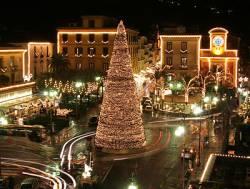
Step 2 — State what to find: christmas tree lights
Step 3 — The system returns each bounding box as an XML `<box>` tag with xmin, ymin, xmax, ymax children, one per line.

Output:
<box><xmin>95</xmin><ymin>21</ymin><xmax>146</xmax><ymax>150</ymax></box>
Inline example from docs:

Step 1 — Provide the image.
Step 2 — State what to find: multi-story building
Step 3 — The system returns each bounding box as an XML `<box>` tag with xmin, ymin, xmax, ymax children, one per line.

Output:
<box><xmin>160</xmin><ymin>27</ymin><xmax>239</xmax><ymax>87</ymax></box>
<box><xmin>0</xmin><ymin>46</ymin><xmax>27</xmax><ymax>84</ymax></box>
<box><xmin>57</xmin><ymin>16</ymin><xmax>139</xmax><ymax>74</ymax></box>
<box><xmin>26</xmin><ymin>42</ymin><xmax>54</xmax><ymax>79</ymax></box>
<box><xmin>200</xmin><ymin>27</ymin><xmax>239</xmax><ymax>87</ymax></box>
<box><xmin>0</xmin><ymin>46</ymin><xmax>35</xmax><ymax>104</ymax></box>
<box><xmin>9</xmin><ymin>42</ymin><xmax>54</xmax><ymax>79</ymax></box>
<box><xmin>137</xmin><ymin>36</ymin><xmax>154</xmax><ymax>70</ymax></box>
<box><xmin>160</xmin><ymin>35</ymin><xmax>201</xmax><ymax>79</ymax></box>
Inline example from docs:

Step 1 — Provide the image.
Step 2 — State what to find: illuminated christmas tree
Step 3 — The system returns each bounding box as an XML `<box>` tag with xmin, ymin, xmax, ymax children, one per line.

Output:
<box><xmin>95</xmin><ymin>21</ymin><xmax>146</xmax><ymax>150</ymax></box>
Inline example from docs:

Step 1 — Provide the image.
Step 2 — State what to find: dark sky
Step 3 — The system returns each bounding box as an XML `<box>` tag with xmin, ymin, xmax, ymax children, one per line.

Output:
<box><xmin>0</xmin><ymin>0</ymin><xmax>249</xmax><ymax>42</ymax></box>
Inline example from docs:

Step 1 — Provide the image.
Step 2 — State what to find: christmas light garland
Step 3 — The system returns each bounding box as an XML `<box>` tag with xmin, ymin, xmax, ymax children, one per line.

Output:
<box><xmin>95</xmin><ymin>21</ymin><xmax>146</xmax><ymax>150</ymax></box>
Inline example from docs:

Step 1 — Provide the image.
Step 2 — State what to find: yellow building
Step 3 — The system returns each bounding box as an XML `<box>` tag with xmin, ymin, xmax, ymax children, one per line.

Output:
<box><xmin>27</xmin><ymin>42</ymin><xmax>54</xmax><ymax>79</ymax></box>
<box><xmin>160</xmin><ymin>27</ymin><xmax>239</xmax><ymax>87</ymax></box>
<box><xmin>200</xmin><ymin>27</ymin><xmax>239</xmax><ymax>87</ymax></box>
<box><xmin>0</xmin><ymin>47</ymin><xmax>36</xmax><ymax>104</ymax></box>
<box><xmin>160</xmin><ymin>35</ymin><xmax>201</xmax><ymax>79</ymax></box>
<box><xmin>11</xmin><ymin>42</ymin><xmax>54</xmax><ymax>79</ymax></box>
<box><xmin>0</xmin><ymin>47</ymin><xmax>27</xmax><ymax>84</ymax></box>
<box><xmin>57</xmin><ymin>16</ymin><xmax>139</xmax><ymax>74</ymax></box>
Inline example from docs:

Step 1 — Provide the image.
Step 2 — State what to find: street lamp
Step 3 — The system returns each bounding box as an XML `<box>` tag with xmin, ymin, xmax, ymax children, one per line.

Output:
<box><xmin>193</xmin><ymin>106</ymin><xmax>203</xmax><ymax>167</ymax></box>
<box><xmin>43</xmin><ymin>90</ymin><xmax>58</xmax><ymax>135</ymax></box>
<box><xmin>175</xmin><ymin>126</ymin><xmax>185</xmax><ymax>137</ymax></box>
<box><xmin>128</xmin><ymin>183</ymin><xmax>138</xmax><ymax>189</ymax></box>
<box><xmin>214</xmin><ymin>85</ymin><xmax>218</xmax><ymax>94</ymax></box>
<box><xmin>128</xmin><ymin>173</ymin><xmax>138</xmax><ymax>189</ymax></box>
<box><xmin>75</xmin><ymin>81</ymin><xmax>83</xmax><ymax>119</ymax></box>
<box><xmin>0</xmin><ymin>117</ymin><xmax>8</xmax><ymax>126</ymax></box>
<box><xmin>175</xmin><ymin>126</ymin><xmax>186</xmax><ymax>189</ymax></box>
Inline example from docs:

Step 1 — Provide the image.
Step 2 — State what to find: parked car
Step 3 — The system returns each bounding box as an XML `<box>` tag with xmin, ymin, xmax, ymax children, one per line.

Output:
<box><xmin>143</xmin><ymin>105</ymin><xmax>153</xmax><ymax>112</ymax></box>
<box><xmin>88</xmin><ymin>116</ymin><xmax>99</xmax><ymax>127</ymax></box>
<box><xmin>181</xmin><ymin>147</ymin><xmax>196</xmax><ymax>160</ymax></box>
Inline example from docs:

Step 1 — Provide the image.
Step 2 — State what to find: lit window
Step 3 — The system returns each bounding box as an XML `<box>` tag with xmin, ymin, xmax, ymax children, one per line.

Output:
<box><xmin>9</xmin><ymin>56</ymin><xmax>14</xmax><ymax>67</ymax></box>
<box><xmin>62</xmin><ymin>34</ymin><xmax>68</xmax><ymax>43</ymax></box>
<box><xmin>103</xmin><ymin>62</ymin><xmax>109</xmax><ymax>72</ymax></box>
<box><xmin>0</xmin><ymin>57</ymin><xmax>3</xmax><ymax>68</ymax></box>
<box><xmin>180</xmin><ymin>57</ymin><xmax>188</xmax><ymax>69</ymax></box>
<box><xmin>181</xmin><ymin>42</ymin><xmax>187</xmax><ymax>51</ymax></box>
<box><xmin>167</xmin><ymin>42</ymin><xmax>173</xmax><ymax>51</ymax></box>
<box><xmin>88</xmin><ymin>47</ymin><xmax>96</xmax><ymax>57</ymax></box>
<box><xmin>75</xmin><ymin>34</ymin><xmax>82</xmax><ymax>43</ymax></box>
<box><xmin>40</xmin><ymin>47</ymin><xmax>44</xmax><ymax>58</ymax></box>
<box><xmin>103</xmin><ymin>47</ymin><xmax>109</xmax><ymax>56</ymax></box>
<box><xmin>103</xmin><ymin>34</ymin><xmax>109</xmax><ymax>42</ymax></box>
<box><xmin>46</xmin><ymin>46</ymin><xmax>50</xmax><ymax>57</ymax></box>
<box><xmin>75</xmin><ymin>47</ymin><xmax>83</xmax><ymax>57</ymax></box>
<box><xmin>34</xmin><ymin>46</ymin><xmax>38</xmax><ymax>58</ymax></box>
<box><xmin>89</xmin><ymin>34</ymin><xmax>95</xmax><ymax>43</ymax></box>
<box><xmin>166</xmin><ymin>57</ymin><xmax>173</xmax><ymax>66</ymax></box>
<box><xmin>62</xmin><ymin>47</ymin><xmax>68</xmax><ymax>56</ymax></box>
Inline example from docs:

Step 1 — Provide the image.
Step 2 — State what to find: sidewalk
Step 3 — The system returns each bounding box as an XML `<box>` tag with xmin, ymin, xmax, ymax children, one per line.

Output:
<box><xmin>190</xmin><ymin>129</ymin><xmax>224</xmax><ymax>183</ymax></box>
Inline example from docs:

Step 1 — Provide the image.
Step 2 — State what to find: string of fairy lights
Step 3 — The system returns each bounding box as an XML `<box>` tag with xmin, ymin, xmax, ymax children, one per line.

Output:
<box><xmin>44</xmin><ymin>78</ymin><xmax>99</xmax><ymax>95</ymax></box>
<box><xmin>95</xmin><ymin>21</ymin><xmax>146</xmax><ymax>150</ymax></box>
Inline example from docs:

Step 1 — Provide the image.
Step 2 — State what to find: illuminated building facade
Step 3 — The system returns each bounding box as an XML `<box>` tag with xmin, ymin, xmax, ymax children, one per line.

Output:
<box><xmin>160</xmin><ymin>35</ymin><xmax>201</xmax><ymax>79</ymax></box>
<box><xmin>57</xmin><ymin>16</ymin><xmax>139</xmax><ymax>74</ymax></box>
<box><xmin>160</xmin><ymin>27</ymin><xmax>239</xmax><ymax>87</ymax></box>
<box><xmin>200</xmin><ymin>27</ymin><xmax>239</xmax><ymax>87</ymax></box>
<box><xmin>0</xmin><ymin>47</ymin><xmax>27</xmax><ymax>84</ymax></box>
<box><xmin>26</xmin><ymin>42</ymin><xmax>54</xmax><ymax>79</ymax></box>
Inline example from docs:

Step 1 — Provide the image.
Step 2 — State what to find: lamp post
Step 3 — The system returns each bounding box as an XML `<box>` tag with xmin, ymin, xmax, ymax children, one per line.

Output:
<box><xmin>95</xmin><ymin>76</ymin><xmax>101</xmax><ymax>99</ymax></box>
<box><xmin>192</xmin><ymin>105</ymin><xmax>203</xmax><ymax>167</ymax></box>
<box><xmin>43</xmin><ymin>90</ymin><xmax>58</xmax><ymax>134</ymax></box>
<box><xmin>128</xmin><ymin>172</ymin><xmax>138</xmax><ymax>189</ymax></box>
<box><xmin>75</xmin><ymin>81</ymin><xmax>83</xmax><ymax>119</ymax></box>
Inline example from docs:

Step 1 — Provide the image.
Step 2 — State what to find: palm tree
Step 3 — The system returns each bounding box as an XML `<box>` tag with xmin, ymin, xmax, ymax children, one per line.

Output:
<box><xmin>48</xmin><ymin>53</ymin><xmax>69</xmax><ymax>76</ymax></box>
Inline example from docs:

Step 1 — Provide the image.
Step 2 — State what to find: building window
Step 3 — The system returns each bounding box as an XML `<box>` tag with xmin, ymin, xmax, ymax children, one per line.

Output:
<box><xmin>77</xmin><ymin>63</ymin><xmax>82</xmax><ymax>70</ymax></box>
<box><xmin>9</xmin><ymin>56</ymin><xmax>14</xmax><ymax>67</ymax></box>
<box><xmin>89</xmin><ymin>62</ymin><xmax>95</xmax><ymax>70</ymax></box>
<box><xmin>62</xmin><ymin>47</ymin><xmax>68</xmax><ymax>56</ymax></box>
<box><xmin>0</xmin><ymin>57</ymin><xmax>3</xmax><ymax>68</ymax></box>
<box><xmin>181</xmin><ymin>42</ymin><xmax>187</xmax><ymax>52</ymax></box>
<box><xmin>62</xmin><ymin>34</ymin><xmax>68</xmax><ymax>43</ymax></box>
<box><xmin>88</xmin><ymin>47</ymin><xmax>96</xmax><ymax>57</ymax></box>
<box><xmin>34</xmin><ymin>46</ymin><xmax>38</xmax><ymax>58</ymax></box>
<box><xmin>88</xmin><ymin>34</ymin><xmax>95</xmax><ymax>43</ymax></box>
<box><xmin>75</xmin><ymin>47</ymin><xmax>83</xmax><ymax>57</ymax></box>
<box><xmin>103</xmin><ymin>62</ymin><xmax>109</xmax><ymax>72</ymax></box>
<box><xmin>40</xmin><ymin>47</ymin><xmax>44</xmax><ymax>58</ymax></box>
<box><xmin>75</xmin><ymin>34</ymin><xmax>82</xmax><ymax>43</ymax></box>
<box><xmin>180</xmin><ymin>57</ymin><xmax>188</xmax><ymax>69</ymax></box>
<box><xmin>102</xmin><ymin>34</ymin><xmax>109</xmax><ymax>43</ymax></box>
<box><xmin>102</xmin><ymin>47</ymin><xmax>109</xmax><ymax>56</ymax></box>
<box><xmin>88</xmin><ymin>20</ymin><xmax>95</xmax><ymax>28</ymax></box>
<box><xmin>166</xmin><ymin>57</ymin><xmax>173</xmax><ymax>69</ymax></box>
<box><xmin>167</xmin><ymin>42</ymin><xmax>173</xmax><ymax>51</ymax></box>
<box><xmin>46</xmin><ymin>46</ymin><xmax>50</xmax><ymax>57</ymax></box>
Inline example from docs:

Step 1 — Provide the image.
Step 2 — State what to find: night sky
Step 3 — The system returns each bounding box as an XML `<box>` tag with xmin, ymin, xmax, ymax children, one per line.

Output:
<box><xmin>0</xmin><ymin>0</ymin><xmax>249</xmax><ymax>43</ymax></box>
